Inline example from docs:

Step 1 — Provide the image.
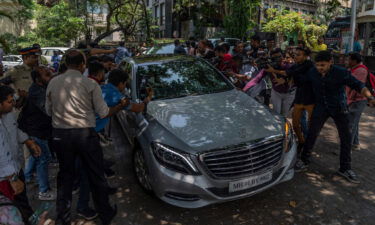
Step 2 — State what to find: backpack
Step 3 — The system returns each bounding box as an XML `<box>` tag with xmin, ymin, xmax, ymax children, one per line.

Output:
<box><xmin>353</xmin><ymin>64</ymin><xmax>375</xmax><ymax>96</ymax></box>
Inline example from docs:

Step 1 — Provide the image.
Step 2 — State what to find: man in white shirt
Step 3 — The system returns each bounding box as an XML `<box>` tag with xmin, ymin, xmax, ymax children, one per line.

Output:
<box><xmin>0</xmin><ymin>85</ymin><xmax>41</xmax><ymax>224</ymax></box>
<box><xmin>46</xmin><ymin>49</ymin><xmax>127</xmax><ymax>225</ymax></box>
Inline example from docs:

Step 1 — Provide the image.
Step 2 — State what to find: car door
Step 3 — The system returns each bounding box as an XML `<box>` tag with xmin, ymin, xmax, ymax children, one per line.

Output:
<box><xmin>116</xmin><ymin>61</ymin><xmax>140</xmax><ymax>147</ymax></box>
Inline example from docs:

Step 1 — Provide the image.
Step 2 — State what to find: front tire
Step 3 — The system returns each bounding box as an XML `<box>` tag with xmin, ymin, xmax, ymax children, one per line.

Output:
<box><xmin>133</xmin><ymin>147</ymin><xmax>153</xmax><ymax>194</ymax></box>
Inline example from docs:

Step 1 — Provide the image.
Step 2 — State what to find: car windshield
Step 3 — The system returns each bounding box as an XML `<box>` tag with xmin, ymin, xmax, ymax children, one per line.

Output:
<box><xmin>136</xmin><ymin>58</ymin><xmax>233</xmax><ymax>100</ymax></box>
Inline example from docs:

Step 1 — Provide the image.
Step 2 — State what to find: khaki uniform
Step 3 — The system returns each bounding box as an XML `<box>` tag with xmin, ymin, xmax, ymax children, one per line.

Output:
<box><xmin>4</xmin><ymin>64</ymin><xmax>33</xmax><ymax>91</ymax></box>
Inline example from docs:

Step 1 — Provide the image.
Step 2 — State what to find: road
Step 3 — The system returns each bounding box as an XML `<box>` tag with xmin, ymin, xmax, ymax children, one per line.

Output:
<box><xmin>28</xmin><ymin>108</ymin><xmax>375</xmax><ymax>225</ymax></box>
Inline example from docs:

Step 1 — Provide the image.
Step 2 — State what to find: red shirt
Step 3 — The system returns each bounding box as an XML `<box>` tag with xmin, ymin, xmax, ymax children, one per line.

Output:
<box><xmin>346</xmin><ymin>64</ymin><xmax>368</xmax><ymax>105</ymax></box>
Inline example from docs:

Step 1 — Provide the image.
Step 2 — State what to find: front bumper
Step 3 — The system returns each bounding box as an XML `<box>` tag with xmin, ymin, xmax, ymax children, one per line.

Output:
<box><xmin>146</xmin><ymin>140</ymin><xmax>297</xmax><ymax>208</ymax></box>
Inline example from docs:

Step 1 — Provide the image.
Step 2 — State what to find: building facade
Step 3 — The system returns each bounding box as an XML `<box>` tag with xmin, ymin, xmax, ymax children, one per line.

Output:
<box><xmin>146</xmin><ymin>0</ymin><xmax>174</xmax><ymax>38</ymax></box>
<box><xmin>0</xmin><ymin>0</ymin><xmax>28</xmax><ymax>36</ymax></box>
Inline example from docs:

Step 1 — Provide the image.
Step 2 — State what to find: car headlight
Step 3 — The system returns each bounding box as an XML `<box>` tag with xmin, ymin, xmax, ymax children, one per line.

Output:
<box><xmin>152</xmin><ymin>142</ymin><xmax>200</xmax><ymax>175</ymax></box>
<box><xmin>284</xmin><ymin>120</ymin><xmax>294</xmax><ymax>152</ymax></box>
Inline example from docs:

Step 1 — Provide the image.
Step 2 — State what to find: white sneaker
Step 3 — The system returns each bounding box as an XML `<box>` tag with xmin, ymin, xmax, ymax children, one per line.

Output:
<box><xmin>38</xmin><ymin>190</ymin><xmax>56</xmax><ymax>201</ymax></box>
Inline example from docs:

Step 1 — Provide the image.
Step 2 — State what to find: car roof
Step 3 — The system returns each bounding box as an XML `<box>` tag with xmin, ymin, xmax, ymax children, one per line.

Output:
<box><xmin>131</xmin><ymin>54</ymin><xmax>197</xmax><ymax>65</ymax></box>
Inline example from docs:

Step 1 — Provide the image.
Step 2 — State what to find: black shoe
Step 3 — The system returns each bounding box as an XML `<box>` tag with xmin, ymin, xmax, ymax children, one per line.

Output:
<box><xmin>105</xmin><ymin>168</ymin><xmax>116</xmax><ymax>178</ymax></box>
<box><xmin>108</xmin><ymin>186</ymin><xmax>118</xmax><ymax>195</ymax></box>
<box><xmin>295</xmin><ymin>159</ymin><xmax>309</xmax><ymax>172</ymax></box>
<box><xmin>77</xmin><ymin>208</ymin><xmax>98</xmax><ymax>221</ymax></box>
<box><xmin>101</xmin><ymin>205</ymin><xmax>117</xmax><ymax>225</ymax></box>
<box><xmin>337</xmin><ymin>169</ymin><xmax>361</xmax><ymax>184</ymax></box>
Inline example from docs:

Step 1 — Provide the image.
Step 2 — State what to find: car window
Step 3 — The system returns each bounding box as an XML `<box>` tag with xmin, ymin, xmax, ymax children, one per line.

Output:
<box><xmin>46</xmin><ymin>50</ymin><xmax>55</xmax><ymax>56</ymax></box>
<box><xmin>3</xmin><ymin>56</ymin><xmax>10</xmax><ymax>61</ymax></box>
<box><xmin>42</xmin><ymin>50</ymin><xmax>48</xmax><ymax>55</ymax></box>
<box><xmin>136</xmin><ymin>59</ymin><xmax>233</xmax><ymax>100</ymax></box>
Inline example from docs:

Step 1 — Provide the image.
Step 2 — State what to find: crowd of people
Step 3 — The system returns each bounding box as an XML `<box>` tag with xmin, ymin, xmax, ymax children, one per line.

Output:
<box><xmin>177</xmin><ymin>35</ymin><xmax>375</xmax><ymax>183</ymax></box>
<box><xmin>0</xmin><ymin>34</ymin><xmax>374</xmax><ymax>225</ymax></box>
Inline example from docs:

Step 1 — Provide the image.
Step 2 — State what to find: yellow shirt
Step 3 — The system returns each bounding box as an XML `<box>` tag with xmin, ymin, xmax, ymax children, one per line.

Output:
<box><xmin>312</xmin><ymin>43</ymin><xmax>327</xmax><ymax>52</ymax></box>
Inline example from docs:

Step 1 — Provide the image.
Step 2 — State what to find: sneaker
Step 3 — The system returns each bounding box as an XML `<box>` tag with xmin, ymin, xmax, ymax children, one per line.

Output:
<box><xmin>352</xmin><ymin>144</ymin><xmax>361</xmax><ymax>151</ymax></box>
<box><xmin>294</xmin><ymin>159</ymin><xmax>309</xmax><ymax>172</ymax></box>
<box><xmin>38</xmin><ymin>190</ymin><xmax>56</xmax><ymax>201</ymax></box>
<box><xmin>337</xmin><ymin>169</ymin><xmax>361</xmax><ymax>184</ymax></box>
<box><xmin>77</xmin><ymin>208</ymin><xmax>98</xmax><ymax>221</ymax></box>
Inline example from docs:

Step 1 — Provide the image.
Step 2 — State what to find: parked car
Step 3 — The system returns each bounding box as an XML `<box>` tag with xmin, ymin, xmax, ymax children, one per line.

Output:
<box><xmin>208</xmin><ymin>38</ymin><xmax>241</xmax><ymax>47</ymax></box>
<box><xmin>146</xmin><ymin>43</ymin><xmax>188</xmax><ymax>55</ymax></box>
<box><xmin>41</xmin><ymin>47</ymin><xmax>69</xmax><ymax>65</ymax></box>
<box><xmin>117</xmin><ymin>54</ymin><xmax>297</xmax><ymax>208</ymax></box>
<box><xmin>2</xmin><ymin>55</ymin><xmax>23</xmax><ymax>71</ymax></box>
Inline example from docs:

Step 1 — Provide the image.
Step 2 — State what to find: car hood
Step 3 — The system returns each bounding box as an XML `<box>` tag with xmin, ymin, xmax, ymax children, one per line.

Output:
<box><xmin>146</xmin><ymin>89</ymin><xmax>284</xmax><ymax>152</ymax></box>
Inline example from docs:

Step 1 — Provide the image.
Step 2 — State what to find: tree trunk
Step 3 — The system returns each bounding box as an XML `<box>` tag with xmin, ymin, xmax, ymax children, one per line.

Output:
<box><xmin>141</xmin><ymin>0</ymin><xmax>151</xmax><ymax>42</ymax></box>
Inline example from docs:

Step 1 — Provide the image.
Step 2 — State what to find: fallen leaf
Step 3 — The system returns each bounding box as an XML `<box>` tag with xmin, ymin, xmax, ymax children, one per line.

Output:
<box><xmin>289</xmin><ymin>201</ymin><xmax>297</xmax><ymax>208</ymax></box>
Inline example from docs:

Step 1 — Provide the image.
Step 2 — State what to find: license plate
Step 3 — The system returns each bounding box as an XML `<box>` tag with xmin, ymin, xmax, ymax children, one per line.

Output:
<box><xmin>229</xmin><ymin>171</ymin><xmax>273</xmax><ymax>193</ymax></box>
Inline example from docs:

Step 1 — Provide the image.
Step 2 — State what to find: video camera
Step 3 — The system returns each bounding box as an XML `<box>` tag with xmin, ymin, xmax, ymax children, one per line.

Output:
<box><xmin>255</xmin><ymin>55</ymin><xmax>282</xmax><ymax>70</ymax></box>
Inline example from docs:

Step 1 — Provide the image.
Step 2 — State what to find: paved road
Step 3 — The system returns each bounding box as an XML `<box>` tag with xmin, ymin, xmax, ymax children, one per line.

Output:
<box><xmin>28</xmin><ymin>108</ymin><xmax>375</xmax><ymax>225</ymax></box>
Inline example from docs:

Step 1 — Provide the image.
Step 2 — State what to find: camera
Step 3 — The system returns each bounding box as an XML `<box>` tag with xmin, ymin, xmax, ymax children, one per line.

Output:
<box><xmin>255</xmin><ymin>56</ymin><xmax>282</xmax><ymax>70</ymax></box>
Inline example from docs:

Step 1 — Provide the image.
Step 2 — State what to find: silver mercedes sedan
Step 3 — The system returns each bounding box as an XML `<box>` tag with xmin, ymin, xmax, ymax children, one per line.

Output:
<box><xmin>117</xmin><ymin>55</ymin><xmax>297</xmax><ymax>208</ymax></box>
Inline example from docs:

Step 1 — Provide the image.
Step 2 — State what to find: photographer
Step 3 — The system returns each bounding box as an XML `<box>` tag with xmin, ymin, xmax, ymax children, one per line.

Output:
<box><xmin>268</xmin><ymin>47</ymin><xmax>315</xmax><ymax>152</ymax></box>
<box><xmin>248</xmin><ymin>35</ymin><xmax>261</xmax><ymax>59</ymax></box>
<box><xmin>228</xmin><ymin>55</ymin><xmax>257</xmax><ymax>85</ymax></box>
<box><xmin>264</xmin><ymin>48</ymin><xmax>296</xmax><ymax>116</ymax></box>
<box><xmin>214</xmin><ymin>45</ymin><xmax>236</xmax><ymax>72</ymax></box>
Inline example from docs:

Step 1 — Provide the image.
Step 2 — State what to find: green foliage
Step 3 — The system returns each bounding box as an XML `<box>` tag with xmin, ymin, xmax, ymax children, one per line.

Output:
<box><xmin>26</xmin><ymin>1</ymin><xmax>84</xmax><ymax>46</ymax></box>
<box><xmin>262</xmin><ymin>9</ymin><xmax>327</xmax><ymax>43</ymax></box>
<box><xmin>223</xmin><ymin>0</ymin><xmax>260</xmax><ymax>39</ymax></box>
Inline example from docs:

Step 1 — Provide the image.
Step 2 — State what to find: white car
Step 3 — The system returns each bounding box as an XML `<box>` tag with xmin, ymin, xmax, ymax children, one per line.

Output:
<box><xmin>41</xmin><ymin>47</ymin><xmax>69</xmax><ymax>65</ymax></box>
<box><xmin>2</xmin><ymin>55</ymin><xmax>23</xmax><ymax>71</ymax></box>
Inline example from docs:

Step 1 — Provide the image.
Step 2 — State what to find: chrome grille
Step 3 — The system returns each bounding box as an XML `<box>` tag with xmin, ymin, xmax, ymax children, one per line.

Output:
<box><xmin>200</xmin><ymin>136</ymin><xmax>284</xmax><ymax>179</ymax></box>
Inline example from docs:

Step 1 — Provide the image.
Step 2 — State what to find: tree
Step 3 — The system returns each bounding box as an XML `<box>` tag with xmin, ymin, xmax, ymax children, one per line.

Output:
<box><xmin>223</xmin><ymin>0</ymin><xmax>260</xmax><ymax>39</ymax></box>
<box><xmin>314</xmin><ymin>0</ymin><xmax>350</xmax><ymax>25</ymax></box>
<box><xmin>19</xmin><ymin>1</ymin><xmax>84</xmax><ymax>47</ymax></box>
<box><xmin>262</xmin><ymin>9</ymin><xmax>327</xmax><ymax>44</ymax></box>
<box><xmin>0</xmin><ymin>0</ymin><xmax>34</xmax><ymax>52</ymax></box>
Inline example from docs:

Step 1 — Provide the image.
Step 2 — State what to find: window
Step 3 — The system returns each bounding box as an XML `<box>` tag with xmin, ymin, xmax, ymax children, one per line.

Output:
<box><xmin>274</xmin><ymin>5</ymin><xmax>280</xmax><ymax>9</ymax></box>
<box><xmin>293</xmin><ymin>8</ymin><xmax>299</xmax><ymax>12</ymax></box>
<box><xmin>285</xmin><ymin>7</ymin><xmax>290</xmax><ymax>11</ymax></box>
<box><xmin>160</xmin><ymin>3</ymin><xmax>165</xmax><ymax>26</ymax></box>
<box><xmin>155</xmin><ymin>5</ymin><xmax>159</xmax><ymax>25</ymax></box>
<box><xmin>366</xmin><ymin>0</ymin><xmax>374</xmax><ymax>11</ymax></box>
<box><xmin>302</xmin><ymin>10</ymin><xmax>307</xmax><ymax>14</ymax></box>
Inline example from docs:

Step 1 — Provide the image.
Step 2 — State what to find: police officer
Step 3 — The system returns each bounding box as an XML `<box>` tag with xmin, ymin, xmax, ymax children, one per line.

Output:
<box><xmin>0</xmin><ymin>47</ymin><xmax>40</xmax><ymax>95</ymax></box>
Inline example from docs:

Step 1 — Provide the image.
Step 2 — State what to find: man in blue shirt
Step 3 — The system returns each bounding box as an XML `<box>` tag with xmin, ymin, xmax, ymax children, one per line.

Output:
<box><xmin>115</xmin><ymin>42</ymin><xmax>131</xmax><ymax>64</ymax></box>
<box><xmin>96</xmin><ymin>69</ymin><xmax>152</xmax><ymax>133</ymax></box>
<box><xmin>295</xmin><ymin>51</ymin><xmax>375</xmax><ymax>184</ymax></box>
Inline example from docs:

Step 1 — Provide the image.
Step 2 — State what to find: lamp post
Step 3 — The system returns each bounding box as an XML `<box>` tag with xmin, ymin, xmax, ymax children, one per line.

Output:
<box><xmin>348</xmin><ymin>0</ymin><xmax>357</xmax><ymax>52</ymax></box>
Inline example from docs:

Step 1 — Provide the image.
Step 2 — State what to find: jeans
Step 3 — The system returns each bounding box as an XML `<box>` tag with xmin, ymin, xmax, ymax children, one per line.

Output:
<box><xmin>301</xmin><ymin>111</ymin><xmax>309</xmax><ymax>139</ymax></box>
<box><xmin>348</xmin><ymin>100</ymin><xmax>367</xmax><ymax>146</ymax></box>
<box><xmin>24</xmin><ymin>137</ymin><xmax>52</xmax><ymax>193</ymax></box>
<box><xmin>301</xmin><ymin>106</ymin><xmax>352</xmax><ymax>171</ymax></box>
<box><xmin>271</xmin><ymin>89</ymin><xmax>296</xmax><ymax>116</ymax></box>
<box><xmin>52</xmin><ymin>128</ymin><xmax>114</xmax><ymax>225</ymax></box>
<box><xmin>292</xmin><ymin>104</ymin><xmax>314</xmax><ymax>145</ymax></box>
